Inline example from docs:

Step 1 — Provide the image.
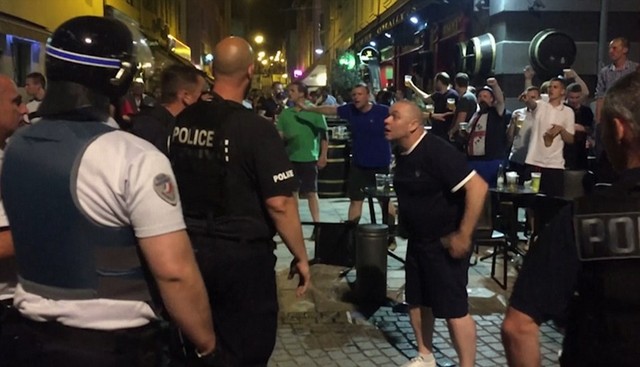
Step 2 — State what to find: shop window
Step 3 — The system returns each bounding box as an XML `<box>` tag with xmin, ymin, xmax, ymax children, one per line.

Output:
<box><xmin>9</xmin><ymin>37</ymin><xmax>33</xmax><ymax>87</ymax></box>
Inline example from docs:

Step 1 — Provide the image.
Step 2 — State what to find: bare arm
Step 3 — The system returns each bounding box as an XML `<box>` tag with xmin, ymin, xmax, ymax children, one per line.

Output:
<box><xmin>524</xmin><ymin>65</ymin><xmax>535</xmax><ymax>89</ymax></box>
<box><xmin>595</xmin><ymin>98</ymin><xmax>604</xmax><ymax>125</ymax></box>
<box><xmin>501</xmin><ymin>306</ymin><xmax>541</xmax><ymax>367</ymax></box>
<box><xmin>0</xmin><ymin>229</ymin><xmax>13</xmax><ymax>259</ymax></box>
<box><xmin>444</xmin><ymin>173</ymin><xmax>488</xmax><ymax>258</ymax></box>
<box><xmin>138</xmin><ymin>230</ymin><xmax>216</xmax><ymax>355</ymax></box>
<box><xmin>405</xmin><ymin>80</ymin><xmax>432</xmax><ymax>101</ymax></box>
<box><xmin>317</xmin><ymin>135</ymin><xmax>328</xmax><ymax>169</ymax></box>
<box><xmin>564</xmin><ymin>69</ymin><xmax>590</xmax><ymax>100</ymax></box>
<box><xmin>558</xmin><ymin>126</ymin><xmax>575</xmax><ymax>144</ymax></box>
<box><xmin>458</xmin><ymin>174</ymin><xmax>488</xmax><ymax>238</ymax></box>
<box><xmin>299</xmin><ymin>103</ymin><xmax>338</xmax><ymax>116</ymax></box>
<box><xmin>265</xmin><ymin>195</ymin><xmax>311</xmax><ymax>296</ymax></box>
<box><xmin>487</xmin><ymin>78</ymin><xmax>505</xmax><ymax>116</ymax></box>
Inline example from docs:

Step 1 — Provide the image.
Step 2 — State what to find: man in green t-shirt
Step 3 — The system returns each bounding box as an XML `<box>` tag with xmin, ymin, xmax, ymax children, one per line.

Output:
<box><xmin>277</xmin><ymin>81</ymin><xmax>328</xmax><ymax>224</ymax></box>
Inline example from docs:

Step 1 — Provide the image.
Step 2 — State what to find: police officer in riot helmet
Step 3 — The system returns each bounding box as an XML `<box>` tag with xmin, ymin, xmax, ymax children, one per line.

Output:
<box><xmin>0</xmin><ymin>16</ymin><xmax>216</xmax><ymax>367</ymax></box>
<box><xmin>502</xmin><ymin>71</ymin><xmax>640</xmax><ymax>367</ymax></box>
<box><xmin>170</xmin><ymin>36</ymin><xmax>311</xmax><ymax>366</ymax></box>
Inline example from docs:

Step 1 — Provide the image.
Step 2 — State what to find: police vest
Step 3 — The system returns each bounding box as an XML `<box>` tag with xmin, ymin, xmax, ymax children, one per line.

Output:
<box><xmin>565</xmin><ymin>182</ymin><xmax>640</xmax><ymax>365</ymax></box>
<box><xmin>2</xmin><ymin>120</ymin><xmax>153</xmax><ymax>303</ymax></box>
<box><xmin>170</xmin><ymin>97</ymin><xmax>272</xmax><ymax>240</ymax></box>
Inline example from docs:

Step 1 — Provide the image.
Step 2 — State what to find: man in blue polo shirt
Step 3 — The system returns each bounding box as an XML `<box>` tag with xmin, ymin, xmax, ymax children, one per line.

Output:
<box><xmin>300</xmin><ymin>83</ymin><xmax>394</xmax><ymax>224</ymax></box>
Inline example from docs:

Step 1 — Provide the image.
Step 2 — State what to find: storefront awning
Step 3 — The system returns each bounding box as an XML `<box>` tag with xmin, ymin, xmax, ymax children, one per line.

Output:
<box><xmin>0</xmin><ymin>12</ymin><xmax>50</xmax><ymax>43</ymax></box>
<box><xmin>301</xmin><ymin>53</ymin><xmax>329</xmax><ymax>87</ymax></box>
<box><xmin>352</xmin><ymin>0</ymin><xmax>436</xmax><ymax>50</ymax></box>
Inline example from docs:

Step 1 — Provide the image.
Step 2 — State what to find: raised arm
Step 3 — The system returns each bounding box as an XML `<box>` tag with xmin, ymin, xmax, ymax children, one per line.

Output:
<box><xmin>138</xmin><ymin>230</ymin><xmax>216</xmax><ymax>356</ymax></box>
<box><xmin>298</xmin><ymin>101</ymin><xmax>338</xmax><ymax>116</ymax></box>
<box><xmin>487</xmin><ymin>77</ymin><xmax>505</xmax><ymax>116</ymax></box>
<box><xmin>564</xmin><ymin>69</ymin><xmax>590</xmax><ymax>100</ymax></box>
<box><xmin>405</xmin><ymin>79</ymin><xmax>432</xmax><ymax>101</ymax></box>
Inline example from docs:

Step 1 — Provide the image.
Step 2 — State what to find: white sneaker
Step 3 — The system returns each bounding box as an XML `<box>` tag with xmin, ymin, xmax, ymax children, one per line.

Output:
<box><xmin>399</xmin><ymin>355</ymin><xmax>436</xmax><ymax>367</ymax></box>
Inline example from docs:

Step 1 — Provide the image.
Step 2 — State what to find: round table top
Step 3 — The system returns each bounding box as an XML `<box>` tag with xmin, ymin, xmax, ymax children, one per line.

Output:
<box><xmin>362</xmin><ymin>186</ymin><xmax>397</xmax><ymax>198</ymax></box>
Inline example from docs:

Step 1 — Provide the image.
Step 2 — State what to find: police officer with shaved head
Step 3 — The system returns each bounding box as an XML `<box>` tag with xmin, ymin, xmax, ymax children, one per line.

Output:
<box><xmin>502</xmin><ymin>72</ymin><xmax>640</xmax><ymax>366</ymax></box>
<box><xmin>170</xmin><ymin>36</ymin><xmax>311</xmax><ymax>366</ymax></box>
<box><xmin>0</xmin><ymin>16</ymin><xmax>215</xmax><ymax>366</ymax></box>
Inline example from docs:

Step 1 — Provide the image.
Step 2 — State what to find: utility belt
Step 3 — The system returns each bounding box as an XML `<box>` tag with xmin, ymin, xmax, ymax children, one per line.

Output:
<box><xmin>184</xmin><ymin>217</ymin><xmax>272</xmax><ymax>246</ymax></box>
<box><xmin>1</xmin><ymin>307</ymin><xmax>163</xmax><ymax>350</ymax></box>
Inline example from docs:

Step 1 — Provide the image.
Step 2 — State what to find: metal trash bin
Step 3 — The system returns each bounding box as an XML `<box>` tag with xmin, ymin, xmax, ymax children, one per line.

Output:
<box><xmin>355</xmin><ymin>223</ymin><xmax>388</xmax><ymax>304</ymax></box>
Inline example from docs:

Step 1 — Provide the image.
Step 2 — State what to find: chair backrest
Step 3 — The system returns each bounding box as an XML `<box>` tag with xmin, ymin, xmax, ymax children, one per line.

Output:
<box><xmin>563</xmin><ymin>170</ymin><xmax>592</xmax><ymax>200</ymax></box>
<box><xmin>532</xmin><ymin>194</ymin><xmax>571</xmax><ymax>238</ymax></box>
<box><xmin>474</xmin><ymin>195</ymin><xmax>494</xmax><ymax>238</ymax></box>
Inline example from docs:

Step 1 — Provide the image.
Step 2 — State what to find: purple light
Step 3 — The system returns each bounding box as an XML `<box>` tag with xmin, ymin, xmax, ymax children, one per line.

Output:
<box><xmin>293</xmin><ymin>69</ymin><xmax>303</xmax><ymax>78</ymax></box>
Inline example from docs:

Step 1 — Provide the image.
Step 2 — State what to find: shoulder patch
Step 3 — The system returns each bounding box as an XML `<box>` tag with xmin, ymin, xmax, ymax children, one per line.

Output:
<box><xmin>153</xmin><ymin>173</ymin><xmax>178</xmax><ymax>206</ymax></box>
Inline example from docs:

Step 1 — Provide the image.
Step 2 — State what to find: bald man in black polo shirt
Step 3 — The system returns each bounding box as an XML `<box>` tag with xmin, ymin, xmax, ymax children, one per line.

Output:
<box><xmin>384</xmin><ymin>100</ymin><xmax>488</xmax><ymax>367</ymax></box>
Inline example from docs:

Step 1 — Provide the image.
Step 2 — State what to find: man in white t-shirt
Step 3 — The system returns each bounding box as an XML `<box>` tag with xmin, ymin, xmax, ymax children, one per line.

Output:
<box><xmin>0</xmin><ymin>74</ymin><xmax>28</xmax><ymax>326</ymax></box>
<box><xmin>522</xmin><ymin>77</ymin><xmax>575</xmax><ymax>197</ymax></box>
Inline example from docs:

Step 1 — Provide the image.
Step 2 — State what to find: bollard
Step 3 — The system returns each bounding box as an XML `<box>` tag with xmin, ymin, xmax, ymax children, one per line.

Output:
<box><xmin>355</xmin><ymin>223</ymin><xmax>388</xmax><ymax>304</ymax></box>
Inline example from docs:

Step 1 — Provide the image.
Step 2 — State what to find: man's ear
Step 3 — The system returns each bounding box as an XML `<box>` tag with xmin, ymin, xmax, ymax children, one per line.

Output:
<box><xmin>247</xmin><ymin>64</ymin><xmax>255</xmax><ymax>79</ymax></box>
<box><xmin>613</xmin><ymin>117</ymin><xmax>627</xmax><ymax>143</ymax></box>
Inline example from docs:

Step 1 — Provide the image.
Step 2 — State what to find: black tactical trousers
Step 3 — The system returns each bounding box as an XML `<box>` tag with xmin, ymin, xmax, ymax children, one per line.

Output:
<box><xmin>0</xmin><ymin>308</ymin><xmax>167</xmax><ymax>367</ymax></box>
<box><xmin>189</xmin><ymin>230</ymin><xmax>278</xmax><ymax>367</ymax></box>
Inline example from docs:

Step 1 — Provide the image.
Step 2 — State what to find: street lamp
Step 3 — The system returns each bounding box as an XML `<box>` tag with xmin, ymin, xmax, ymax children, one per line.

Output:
<box><xmin>254</xmin><ymin>34</ymin><xmax>264</xmax><ymax>44</ymax></box>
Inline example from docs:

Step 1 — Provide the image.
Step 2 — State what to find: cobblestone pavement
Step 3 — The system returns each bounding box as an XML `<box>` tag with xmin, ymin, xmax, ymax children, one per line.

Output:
<box><xmin>267</xmin><ymin>198</ymin><xmax>564</xmax><ymax>366</ymax></box>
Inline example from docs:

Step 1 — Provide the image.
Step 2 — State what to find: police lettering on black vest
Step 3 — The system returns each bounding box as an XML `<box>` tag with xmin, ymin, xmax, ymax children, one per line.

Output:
<box><xmin>172</xmin><ymin>125</ymin><xmax>215</xmax><ymax>147</ymax></box>
<box><xmin>575</xmin><ymin>212</ymin><xmax>640</xmax><ymax>260</ymax></box>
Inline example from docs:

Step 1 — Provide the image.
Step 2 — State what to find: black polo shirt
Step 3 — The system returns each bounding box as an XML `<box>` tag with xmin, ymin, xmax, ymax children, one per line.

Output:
<box><xmin>430</xmin><ymin>89</ymin><xmax>459</xmax><ymax>139</ymax></box>
<box><xmin>130</xmin><ymin>104</ymin><xmax>175</xmax><ymax>156</ymax></box>
<box><xmin>394</xmin><ymin>132</ymin><xmax>473</xmax><ymax>241</ymax></box>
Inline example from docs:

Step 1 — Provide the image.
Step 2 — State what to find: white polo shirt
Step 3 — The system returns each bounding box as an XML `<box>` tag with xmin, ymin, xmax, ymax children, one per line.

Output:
<box><xmin>525</xmin><ymin>100</ymin><xmax>575</xmax><ymax>169</ymax></box>
<box><xmin>12</xmin><ymin>130</ymin><xmax>186</xmax><ymax>330</ymax></box>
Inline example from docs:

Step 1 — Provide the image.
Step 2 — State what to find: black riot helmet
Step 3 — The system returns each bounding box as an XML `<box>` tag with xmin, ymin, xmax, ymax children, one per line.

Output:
<box><xmin>45</xmin><ymin>16</ymin><xmax>138</xmax><ymax>99</ymax></box>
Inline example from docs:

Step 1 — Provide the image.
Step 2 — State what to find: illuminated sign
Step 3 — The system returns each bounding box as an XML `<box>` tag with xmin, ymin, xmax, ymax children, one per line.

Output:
<box><xmin>358</xmin><ymin>46</ymin><xmax>379</xmax><ymax>64</ymax></box>
<box><xmin>338</xmin><ymin>52</ymin><xmax>356</xmax><ymax>70</ymax></box>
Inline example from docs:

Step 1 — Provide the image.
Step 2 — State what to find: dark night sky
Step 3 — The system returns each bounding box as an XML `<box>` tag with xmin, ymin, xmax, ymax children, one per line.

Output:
<box><xmin>246</xmin><ymin>0</ymin><xmax>296</xmax><ymax>53</ymax></box>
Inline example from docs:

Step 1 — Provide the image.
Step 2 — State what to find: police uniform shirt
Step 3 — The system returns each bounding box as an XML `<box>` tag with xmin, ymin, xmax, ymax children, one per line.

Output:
<box><xmin>394</xmin><ymin>131</ymin><xmax>475</xmax><ymax>241</ymax></box>
<box><xmin>509</xmin><ymin>204</ymin><xmax>578</xmax><ymax>324</ymax></box>
<box><xmin>511</xmin><ymin>168</ymin><xmax>640</xmax><ymax>324</ymax></box>
<box><xmin>0</xmin><ymin>148</ymin><xmax>16</xmax><ymax>301</ymax></box>
<box><xmin>171</xmin><ymin>96</ymin><xmax>298</xmax><ymax>238</ymax></box>
<box><xmin>13</xmin><ymin>131</ymin><xmax>186</xmax><ymax>330</ymax></box>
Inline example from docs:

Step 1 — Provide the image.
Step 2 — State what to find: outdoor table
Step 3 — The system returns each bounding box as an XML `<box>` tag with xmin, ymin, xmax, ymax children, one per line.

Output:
<box><xmin>489</xmin><ymin>185</ymin><xmax>538</xmax><ymax>257</ymax></box>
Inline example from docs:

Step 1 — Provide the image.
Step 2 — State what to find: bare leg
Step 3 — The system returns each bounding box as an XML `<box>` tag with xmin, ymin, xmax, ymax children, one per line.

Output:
<box><xmin>348</xmin><ymin>199</ymin><xmax>363</xmax><ymax>223</ymax></box>
<box><xmin>408</xmin><ymin>305</ymin><xmax>435</xmax><ymax>355</ymax></box>
<box><xmin>446</xmin><ymin>314</ymin><xmax>476</xmax><ymax>367</ymax></box>
<box><xmin>306</xmin><ymin>192</ymin><xmax>321</xmax><ymax>222</ymax></box>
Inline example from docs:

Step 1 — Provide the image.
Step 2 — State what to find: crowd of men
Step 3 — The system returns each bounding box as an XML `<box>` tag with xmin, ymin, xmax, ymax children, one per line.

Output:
<box><xmin>0</xmin><ymin>13</ymin><xmax>639</xmax><ymax>367</ymax></box>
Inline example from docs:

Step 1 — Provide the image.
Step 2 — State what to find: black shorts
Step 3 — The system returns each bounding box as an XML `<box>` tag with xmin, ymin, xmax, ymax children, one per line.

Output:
<box><xmin>347</xmin><ymin>164</ymin><xmax>389</xmax><ymax>201</ymax></box>
<box><xmin>292</xmin><ymin>161</ymin><xmax>318</xmax><ymax>195</ymax></box>
<box><xmin>525</xmin><ymin>165</ymin><xmax>564</xmax><ymax>197</ymax></box>
<box><xmin>190</xmin><ymin>234</ymin><xmax>278</xmax><ymax>366</ymax></box>
<box><xmin>405</xmin><ymin>238</ymin><xmax>471</xmax><ymax>319</ymax></box>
